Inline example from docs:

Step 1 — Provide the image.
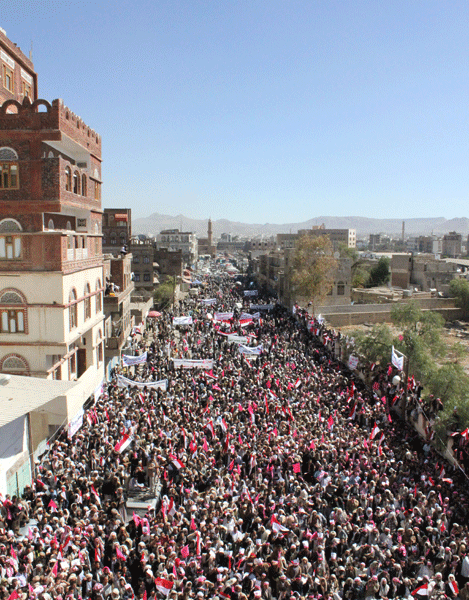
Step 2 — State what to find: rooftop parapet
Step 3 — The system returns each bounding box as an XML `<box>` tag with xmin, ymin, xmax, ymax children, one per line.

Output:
<box><xmin>0</xmin><ymin>97</ymin><xmax>101</xmax><ymax>158</ymax></box>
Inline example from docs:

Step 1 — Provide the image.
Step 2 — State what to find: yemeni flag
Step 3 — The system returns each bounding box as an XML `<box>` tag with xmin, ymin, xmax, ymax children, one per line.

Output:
<box><xmin>293</xmin><ymin>462</ymin><xmax>301</xmax><ymax>474</ymax></box>
<box><xmin>181</xmin><ymin>545</ymin><xmax>190</xmax><ymax>558</ymax></box>
<box><xmin>327</xmin><ymin>415</ymin><xmax>334</xmax><ymax>430</ymax></box>
<box><xmin>348</xmin><ymin>401</ymin><xmax>357</xmax><ymax>420</ymax></box>
<box><xmin>449</xmin><ymin>580</ymin><xmax>459</xmax><ymax>596</ymax></box>
<box><xmin>91</xmin><ymin>485</ymin><xmax>101</xmax><ymax>506</ymax></box>
<box><xmin>206</xmin><ymin>420</ymin><xmax>215</xmax><ymax>437</ymax></box>
<box><xmin>271</xmin><ymin>515</ymin><xmax>289</xmax><ymax>533</ymax></box>
<box><xmin>116</xmin><ymin>546</ymin><xmax>126</xmax><ymax>560</ymax></box>
<box><xmin>114</xmin><ymin>433</ymin><xmax>132</xmax><ymax>453</ymax></box>
<box><xmin>155</xmin><ymin>577</ymin><xmax>173</xmax><ymax>597</ymax></box>
<box><xmin>167</xmin><ymin>497</ymin><xmax>176</xmax><ymax>517</ymax></box>
<box><xmin>172</xmin><ymin>457</ymin><xmax>185</xmax><ymax>470</ymax></box>
<box><xmin>370</xmin><ymin>423</ymin><xmax>380</xmax><ymax>440</ymax></box>
<box><xmin>412</xmin><ymin>583</ymin><xmax>428</xmax><ymax>596</ymax></box>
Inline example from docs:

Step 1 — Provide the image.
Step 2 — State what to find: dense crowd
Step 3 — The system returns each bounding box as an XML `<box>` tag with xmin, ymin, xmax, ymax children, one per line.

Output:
<box><xmin>1</xmin><ymin>276</ymin><xmax>469</xmax><ymax>600</ymax></box>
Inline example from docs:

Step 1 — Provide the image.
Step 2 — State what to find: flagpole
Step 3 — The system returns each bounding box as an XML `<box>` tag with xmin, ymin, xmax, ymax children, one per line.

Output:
<box><xmin>403</xmin><ymin>354</ymin><xmax>410</xmax><ymax>419</ymax></box>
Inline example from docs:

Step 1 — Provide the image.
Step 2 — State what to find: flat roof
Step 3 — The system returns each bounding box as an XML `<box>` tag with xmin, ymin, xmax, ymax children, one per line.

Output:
<box><xmin>0</xmin><ymin>375</ymin><xmax>76</xmax><ymax>428</ymax></box>
<box><xmin>444</xmin><ymin>258</ymin><xmax>469</xmax><ymax>268</ymax></box>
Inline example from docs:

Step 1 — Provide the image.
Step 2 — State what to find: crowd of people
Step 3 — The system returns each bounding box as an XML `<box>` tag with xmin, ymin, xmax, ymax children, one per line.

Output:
<box><xmin>1</xmin><ymin>275</ymin><xmax>469</xmax><ymax>600</ymax></box>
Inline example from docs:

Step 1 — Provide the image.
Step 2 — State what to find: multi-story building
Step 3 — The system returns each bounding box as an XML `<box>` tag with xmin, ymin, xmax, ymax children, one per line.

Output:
<box><xmin>416</xmin><ymin>235</ymin><xmax>442</xmax><ymax>255</ymax></box>
<box><xmin>102</xmin><ymin>208</ymin><xmax>131</xmax><ymax>255</ymax></box>
<box><xmin>391</xmin><ymin>253</ymin><xmax>458</xmax><ymax>292</ymax></box>
<box><xmin>197</xmin><ymin>219</ymin><xmax>217</xmax><ymax>258</ymax></box>
<box><xmin>130</xmin><ymin>236</ymin><xmax>157</xmax><ymax>289</ymax></box>
<box><xmin>442</xmin><ymin>232</ymin><xmax>462</xmax><ymax>258</ymax></box>
<box><xmin>298</xmin><ymin>225</ymin><xmax>356</xmax><ymax>250</ymax></box>
<box><xmin>369</xmin><ymin>234</ymin><xmax>381</xmax><ymax>250</ymax></box>
<box><xmin>0</xmin><ymin>37</ymin><xmax>104</xmax><ymax>385</ymax></box>
<box><xmin>0</xmin><ymin>28</ymin><xmax>37</xmax><ymax>107</ymax></box>
<box><xmin>154</xmin><ymin>248</ymin><xmax>184</xmax><ymax>279</ymax></box>
<box><xmin>246</xmin><ymin>237</ymin><xmax>277</xmax><ymax>258</ymax></box>
<box><xmin>156</xmin><ymin>228</ymin><xmax>197</xmax><ymax>266</ymax></box>
<box><xmin>103</xmin><ymin>253</ymin><xmax>134</xmax><ymax>376</ymax></box>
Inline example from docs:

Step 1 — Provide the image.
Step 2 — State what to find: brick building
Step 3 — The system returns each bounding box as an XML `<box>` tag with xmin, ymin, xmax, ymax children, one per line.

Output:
<box><xmin>442</xmin><ymin>231</ymin><xmax>462</xmax><ymax>258</ymax></box>
<box><xmin>0</xmin><ymin>35</ymin><xmax>104</xmax><ymax>386</ymax></box>
<box><xmin>102</xmin><ymin>208</ymin><xmax>131</xmax><ymax>255</ymax></box>
<box><xmin>130</xmin><ymin>236</ymin><xmax>158</xmax><ymax>289</ymax></box>
<box><xmin>0</xmin><ymin>28</ymin><xmax>37</xmax><ymax>107</ymax></box>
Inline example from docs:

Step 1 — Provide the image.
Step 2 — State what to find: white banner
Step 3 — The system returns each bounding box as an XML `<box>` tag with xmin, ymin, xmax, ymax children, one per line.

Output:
<box><xmin>250</xmin><ymin>304</ymin><xmax>274</xmax><ymax>311</ymax></box>
<box><xmin>68</xmin><ymin>409</ymin><xmax>84</xmax><ymax>439</ymax></box>
<box><xmin>117</xmin><ymin>374</ymin><xmax>168</xmax><ymax>390</ymax></box>
<box><xmin>173</xmin><ymin>359</ymin><xmax>214</xmax><ymax>370</ymax></box>
<box><xmin>348</xmin><ymin>355</ymin><xmax>359</xmax><ymax>370</ymax></box>
<box><xmin>244</xmin><ymin>290</ymin><xmax>258</xmax><ymax>296</ymax></box>
<box><xmin>239</xmin><ymin>344</ymin><xmax>263</xmax><ymax>355</ymax></box>
<box><xmin>122</xmin><ymin>351</ymin><xmax>148</xmax><ymax>366</ymax></box>
<box><xmin>173</xmin><ymin>316</ymin><xmax>193</xmax><ymax>326</ymax></box>
<box><xmin>200</xmin><ymin>298</ymin><xmax>217</xmax><ymax>305</ymax></box>
<box><xmin>391</xmin><ymin>346</ymin><xmax>404</xmax><ymax>371</ymax></box>
<box><xmin>214</xmin><ymin>312</ymin><xmax>233</xmax><ymax>321</ymax></box>
<box><xmin>227</xmin><ymin>334</ymin><xmax>248</xmax><ymax>344</ymax></box>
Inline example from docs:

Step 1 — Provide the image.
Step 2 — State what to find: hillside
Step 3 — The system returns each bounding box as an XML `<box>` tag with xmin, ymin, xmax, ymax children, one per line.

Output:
<box><xmin>131</xmin><ymin>213</ymin><xmax>469</xmax><ymax>238</ymax></box>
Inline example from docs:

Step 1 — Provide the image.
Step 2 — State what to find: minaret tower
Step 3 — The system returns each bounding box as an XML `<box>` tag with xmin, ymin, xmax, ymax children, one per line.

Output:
<box><xmin>208</xmin><ymin>218</ymin><xmax>213</xmax><ymax>248</ymax></box>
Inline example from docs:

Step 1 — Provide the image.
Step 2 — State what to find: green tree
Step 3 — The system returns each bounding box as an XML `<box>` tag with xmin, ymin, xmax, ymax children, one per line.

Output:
<box><xmin>338</xmin><ymin>243</ymin><xmax>370</xmax><ymax>288</ymax></box>
<box><xmin>351</xmin><ymin>300</ymin><xmax>469</xmax><ymax>437</ymax></box>
<box><xmin>391</xmin><ymin>302</ymin><xmax>445</xmax><ymax>381</ymax></box>
<box><xmin>366</xmin><ymin>256</ymin><xmax>390</xmax><ymax>288</ymax></box>
<box><xmin>449</xmin><ymin>278</ymin><xmax>469</xmax><ymax>318</ymax></box>
<box><xmin>290</xmin><ymin>235</ymin><xmax>338</xmax><ymax>311</ymax></box>
<box><xmin>349</xmin><ymin>323</ymin><xmax>394</xmax><ymax>367</ymax></box>
<box><xmin>153</xmin><ymin>277</ymin><xmax>176</xmax><ymax>310</ymax></box>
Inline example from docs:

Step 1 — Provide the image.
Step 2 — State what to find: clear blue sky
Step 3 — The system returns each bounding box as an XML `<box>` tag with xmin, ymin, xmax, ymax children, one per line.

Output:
<box><xmin>3</xmin><ymin>0</ymin><xmax>468</xmax><ymax>223</ymax></box>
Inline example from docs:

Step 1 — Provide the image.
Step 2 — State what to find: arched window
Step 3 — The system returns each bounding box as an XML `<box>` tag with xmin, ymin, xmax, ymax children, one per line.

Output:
<box><xmin>110</xmin><ymin>233</ymin><xmax>117</xmax><ymax>245</ymax></box>
<box><xmin>0</xmin><ymin>218</ymin><xmax>22</xmax><ymax>261</ymax></box>
<box><xmin>69</xmin><ymin>289</ymin><xmax>78</xmax><ymax>330</ymax></box>
<box><xmin>84</xmin><ymin>283</ymin><xmax>91</xmax><ymax>320</ymax></box>
<box><xmin>96</xmin><ymin>329</ymin><xmax>103</xmax><ymax>364</ymax></box>
<box><xmin>73</xmin><ymin>171</ymin><xmax>80</xmax><ymax>194</ymax></box>
<box><xmin>1</xmin><ymin>354</ymin><xmax>29</xmax><ymax>373</ymax></box>
<box><xmin>337</xmin><ymin>281</ymin><xmax>345</xmax><ymax>296</ymax></box>
<box><xmin>0</xmin><ymin>289</ymin><xmax>26</xmax><ymax>333</ymax></box>
<box><xmin>81</xmin><ymin>174</ymin><xmax>87</xmax><ymax>196</ymax></box>
<box><xmin>65</xmin><ymin>167</ymin><xmax>72</xmax><ymax>191</ymax></box>
<box><xmin>0</xmin><ymin>219</ymin><xmax>21</xmax><ymax>233</ymax></box>
<box><xmin>47</xmin><ymin>219</ymin><xmax>54</xmax><ymax>230</ymax></box>
<box><xmin>95</xmin><ymin>279</ymin><xmax>102</xmax><ymax>313</ymax></box>
<box><xmin>0</xmin><ymin>147</ymin><xmax>19</xmax><ymax>190</ymax></box>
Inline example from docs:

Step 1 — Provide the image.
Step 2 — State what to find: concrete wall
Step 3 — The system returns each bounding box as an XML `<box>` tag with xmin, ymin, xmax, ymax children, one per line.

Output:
<box><xmin>318</xmin><ymin>299</ymin><xmax>462</xmax><ymax>327</ymax></box>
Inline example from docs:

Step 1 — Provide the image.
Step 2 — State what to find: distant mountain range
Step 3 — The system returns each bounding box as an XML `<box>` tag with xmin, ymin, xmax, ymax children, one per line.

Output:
<box><xmin>131</xmin><ymin>213</ymin><xmax>469</xmax><ymax>239</ymax></box>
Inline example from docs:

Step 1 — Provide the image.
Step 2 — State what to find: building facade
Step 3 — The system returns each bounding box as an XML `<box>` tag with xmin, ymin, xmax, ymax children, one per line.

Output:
<box><xmin>0</xmin><ymin>28</ymin><xmax>37</xmax><ymax>107</ymax></box>
<box><xmin>102</xmin><ymin>208</ymin><xmax>131</xmax><ymax>255</ymax></box>
<box><xmin>156</xmin><ymin>229</ymin><xmax>198</xmax><ymax>266</ymax></box>
<box><xmin>442</xmin><ymin>232</ymin><xmax>462</xmax><ymax>258</ymax></box>
<box><xmin>130</xmin><ymin>236</ymin><xmax>158</xmax><ymax>289</ymax></box>
<box><xmin>0</xmin><ymin>38</ymin><xmax>104</xmax><ymax>384</ymax></box>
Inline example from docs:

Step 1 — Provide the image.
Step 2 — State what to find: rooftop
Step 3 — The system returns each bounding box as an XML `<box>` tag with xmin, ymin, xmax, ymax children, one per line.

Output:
<box><xmin>0</xmin><ymin>375</ymin><xmax>76</xmax><ymax>428</ymax></box>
